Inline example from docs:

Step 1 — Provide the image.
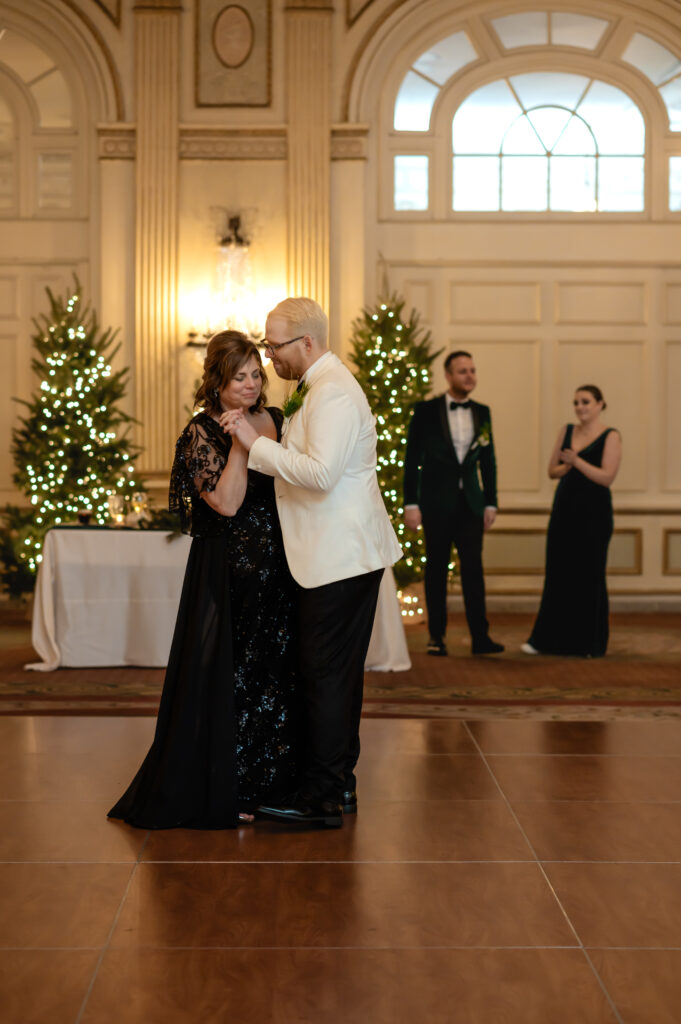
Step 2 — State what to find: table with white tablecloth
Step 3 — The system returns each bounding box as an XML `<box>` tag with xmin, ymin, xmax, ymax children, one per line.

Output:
<box><xmin>27</xmin><ymin>527</ymin><xmax>410</xmax><ymax>672</ymax></box>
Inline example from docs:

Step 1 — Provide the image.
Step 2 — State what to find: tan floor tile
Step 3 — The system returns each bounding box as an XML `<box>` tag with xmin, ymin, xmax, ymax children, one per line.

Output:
<box><xmin>82</xmin><ymin>948</ymin><xmax>619</xmax><ymax>1024</ymax></box>
<box><xmin>487</xmin><ymin>754</ymin><xmax>681</xmax><ymax>802</ymax></box>
<box><xmin>0</xmin><ymin>716</ymin><xmax>154</xmax><ymax>756</ymax></box>
<box><xmin>142</xmin><ymin>799</ymin><xmax>532</xmax><ymax>863</ymax></box>
<box><xmin>110</xmin><ymin>861</ymin><xmax>575</xmax><ymax>949</ymax></box>
<box><xmin>514</xmin><ymin>801</ymin><xmax>681</xmax><ymax>862</ymax></box>
<box><xmin>0</xmin><ymin>801</ymin><xmax>146</xmax><ymax>862</ymax></box>
<box><xmin>0</xmin><ymin>752</ymin><xmax>147</xmax><ymax>803</ymax></box>
<box><xmin>590</xmin><ymin>949</ymin><xmax>681</xmax><ymax>1024</ymax></box>
<box><xmin>355</xmin><ymin>753</ymin><xmax>500</xmax><ymax>801</ymax></box>
<box><xmin>359</xmin><ymin>717</ymin><xmax>479</xmax><ymax>754</ymax></box>
<box><xmin>545</xmin><ymin>863</ymin><xmax>681</xmax><ymax>947</ymax></box>
<box><xmin>0</xmin><ymin>863</ymin><xmax>133</xmax><ymax>948</ymax></box>
<box><xmin>0</xmin><ymin>949</ymin><xmax>99</xmax><ymax>1024</ymax></box>
<box><xmin>468</xmin><ymin>719</ymin><xmax>681</xmax><ymax>756</ymax></box>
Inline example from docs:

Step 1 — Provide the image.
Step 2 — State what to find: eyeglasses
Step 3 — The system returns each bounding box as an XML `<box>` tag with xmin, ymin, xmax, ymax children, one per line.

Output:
<box><xmin>259</xmin><ymin>334</ymin><xmax>305</xmax><ymax>355</ymax></box>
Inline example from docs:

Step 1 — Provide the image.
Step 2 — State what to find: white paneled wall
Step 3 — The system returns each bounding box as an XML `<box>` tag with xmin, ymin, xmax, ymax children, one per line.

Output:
<box><xmin>388</xmin><ymin>259</ymin><xmax>681</xmax><ymax>594</ymax></box>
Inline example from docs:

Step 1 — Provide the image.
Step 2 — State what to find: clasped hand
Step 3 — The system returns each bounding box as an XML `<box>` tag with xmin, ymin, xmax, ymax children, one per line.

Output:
<box><xmin>218</xmin><ymin>409</ymin><xmax>258</xmax><ymax>451</ymax></box>
<box><xmin>559</xmin><ymin>447</ymin><xmax>577</xmax><ymax>466</ymax></box>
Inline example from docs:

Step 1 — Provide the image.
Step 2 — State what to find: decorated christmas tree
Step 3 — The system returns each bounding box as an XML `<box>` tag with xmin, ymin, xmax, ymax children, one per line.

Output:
<box><xmin>349</xmin><ymin>295</ymin><xmax>442</xmax><ymax>588</ymax></box>
<box><xmin>0</xmin><ymin>280</ymin><xmax>142</xmax><ymax>596</ymax></box>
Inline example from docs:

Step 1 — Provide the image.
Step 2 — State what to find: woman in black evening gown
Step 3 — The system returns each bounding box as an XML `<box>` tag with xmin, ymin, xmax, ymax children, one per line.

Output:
<box><xmin>523</xmin><ymin>385</ymin><xmax>622</xmax><ymax>658</ymax></box>
<box><xmin>109</xmin><ymin>331</ymin><xmax>301</xmax><ymax>828</ymax></box>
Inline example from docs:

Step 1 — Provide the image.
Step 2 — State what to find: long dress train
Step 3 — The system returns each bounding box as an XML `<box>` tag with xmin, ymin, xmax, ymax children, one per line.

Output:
<box><xmin>108</xmin><ymin>409</ymin><xmax>301</xmax><ymax>828</ymax></box>
<box><xmin>528</xmin><ymin>426</ymin><xmax>615</xmax><ymax>658</ymax></box>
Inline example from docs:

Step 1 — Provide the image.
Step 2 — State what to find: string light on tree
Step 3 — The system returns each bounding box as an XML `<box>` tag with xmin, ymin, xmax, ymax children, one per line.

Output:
<box><xmin>0</xmin><ymin>279</ymin><xmax>142</xmax><ymax>597</ymax></box>
<box><xmin>349</xmin><ymin>294</ymin><xmax>441</xmax><ymax>596</ymax></box>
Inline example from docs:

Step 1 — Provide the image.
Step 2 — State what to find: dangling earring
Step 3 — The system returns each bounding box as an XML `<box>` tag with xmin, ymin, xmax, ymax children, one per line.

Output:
<box><xmin>213</xmin><ymin>389</ymin><xmax>219</xmax><ymax>399</ymax></box>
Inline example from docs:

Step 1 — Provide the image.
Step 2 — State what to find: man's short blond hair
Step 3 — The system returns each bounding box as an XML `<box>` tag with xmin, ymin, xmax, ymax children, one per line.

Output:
<box><xmin>267</xmin><ymin>297</ymin><xmax>328</xmax><ymax>345</ymax></box>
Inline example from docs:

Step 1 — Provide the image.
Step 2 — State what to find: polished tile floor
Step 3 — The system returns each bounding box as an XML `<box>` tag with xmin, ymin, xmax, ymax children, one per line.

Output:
<box><xmin>1</xmin><ymin>715</ymin><xmax>681</xmax><ymax>1023</ymax></box>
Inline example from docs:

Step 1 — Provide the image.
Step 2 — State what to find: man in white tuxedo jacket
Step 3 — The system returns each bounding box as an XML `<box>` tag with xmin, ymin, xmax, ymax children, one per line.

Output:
<box><xmin>225</xmin><ymin>297</ymin><xmax>402</xmax><ymax>827</ymax></box>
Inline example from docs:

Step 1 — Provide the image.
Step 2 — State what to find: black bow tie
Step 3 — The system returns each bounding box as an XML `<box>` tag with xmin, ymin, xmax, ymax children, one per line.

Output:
<box><xmin>450</xmin><ymin>400</ymin><xmax>471</xmax><ymax>411</ymax></box>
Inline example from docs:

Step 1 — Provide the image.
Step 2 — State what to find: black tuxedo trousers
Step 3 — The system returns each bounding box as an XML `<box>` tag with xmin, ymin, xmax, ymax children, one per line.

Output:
<box><xmin>297</xmin><ymin>568</ymin><xmax>384</xmax><ymax>801</ymax></box>
<box><xmin>423</xmin><ymin>501</ymin><xmax>489</xmax><ymax>644</ymax></box>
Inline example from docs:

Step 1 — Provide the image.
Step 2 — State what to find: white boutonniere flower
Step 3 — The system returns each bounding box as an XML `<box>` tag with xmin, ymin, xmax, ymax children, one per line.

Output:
<box><xmin>472</xmin><ymin>423</ymin><xmax>491</xmax><ymax>450</ymax></box>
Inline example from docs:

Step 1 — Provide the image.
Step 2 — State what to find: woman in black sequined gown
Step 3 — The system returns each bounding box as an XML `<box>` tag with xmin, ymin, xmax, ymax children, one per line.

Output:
<box><xmin>524</xmin><ymin>385</ymin><xmax>622</xmax><ymax>658</ymax></box>
<box><xmin>109</xmin><ymin>332</ymin><xmax>301</xmax><ymax>829</ymax></box>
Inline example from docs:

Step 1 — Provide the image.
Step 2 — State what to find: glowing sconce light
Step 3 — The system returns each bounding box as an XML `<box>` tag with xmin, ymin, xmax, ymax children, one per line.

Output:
<box><xmin>186</xmin><ymin>214</ymin><xmax>265</xmax><ymax>363</ymax></box>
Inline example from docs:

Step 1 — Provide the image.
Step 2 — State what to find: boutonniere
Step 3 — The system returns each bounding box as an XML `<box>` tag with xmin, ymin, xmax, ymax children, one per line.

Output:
<box><xmin>282</xmin><ymin>381</ymin><xmax>310</xmax><ymax>419</ymax></box>
<box><xmin>473</xmin><ymin>423</ymin><xmax>491</xmax><ymax>449</ymax></box>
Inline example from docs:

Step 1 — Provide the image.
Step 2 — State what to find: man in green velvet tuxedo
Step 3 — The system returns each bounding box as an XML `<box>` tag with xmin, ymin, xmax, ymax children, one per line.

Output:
<box><xmin>403</xmin><ymin>351</ymin><xmax>504</xmax><ymax>656</ymax></box>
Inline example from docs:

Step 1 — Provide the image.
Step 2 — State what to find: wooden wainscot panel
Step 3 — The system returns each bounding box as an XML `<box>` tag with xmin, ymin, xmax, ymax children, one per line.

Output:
<box><xmin>556</xmin><ymin>282</ymin><xmax>647</xmax><ymax>325</ymax></box>
<box><xmin>663</xmin><ymin>283</ymin><xmax>681</xmax><ymax>325</ymax></box>
<box><xmin>403</xmin><ymin>281</ymin><xmax>433</xmax><ymax>323</ymax></box>
<box><xmin>0</xmin><ymin>331</ymin><xmax>19</xmax><ymax>487</ymax></box>
<box><xmin>663</xmin><ymin>341</ymin><xmax>681</xmax><ymax>491</ymax></box>
<box><xmin>482</xmin><ymin>528</ymin><xmax>641</xmax><ymax>575</ymax></box>
<box><xmin>663</xmin><ymin>530</ymin><xmax>681</xmax><ymax>574</ymax></box>
<box><xmin>483</xmin><ymin>530</ymin><xmax>546</xmax><ymax>575</ymax></box>
<box><xmin>450</xmin><ymin>281</ymin><xmax>540</xmax><ymax>325</ymax></box>
<box><xmin>0</xmin><ymin>275</ymin><xmax>17</xmax><ymax>319</ymax></box>
<box><xmin>608</xmin><ymin>529</ymin><xmax>642</xmax><ymax>575</ymax></box>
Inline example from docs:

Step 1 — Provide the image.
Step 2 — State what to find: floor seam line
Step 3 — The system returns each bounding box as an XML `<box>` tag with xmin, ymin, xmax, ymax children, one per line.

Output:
<box><xmin>461</xmin><ymin>722</ymin><xmax>626</xmax><ymax>1024</ymax></box>
<box><xmin>74</xmin><ymin>830</ymin><xmax>151</xmax><ymax>1024</ymax></box>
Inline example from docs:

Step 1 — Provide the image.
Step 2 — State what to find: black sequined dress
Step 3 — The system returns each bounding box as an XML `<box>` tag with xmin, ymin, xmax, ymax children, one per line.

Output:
<box><xmin>108</xmin><ymin>409</ymin><xmax>301</xmax><ymax>829</ymax></box>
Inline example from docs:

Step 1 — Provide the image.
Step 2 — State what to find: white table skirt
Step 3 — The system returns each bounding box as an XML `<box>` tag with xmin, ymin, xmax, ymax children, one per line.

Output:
<box><xmin>27</xmin><ymin>528</ymin><xmax>410</xmax><ymax>672</ymax></box>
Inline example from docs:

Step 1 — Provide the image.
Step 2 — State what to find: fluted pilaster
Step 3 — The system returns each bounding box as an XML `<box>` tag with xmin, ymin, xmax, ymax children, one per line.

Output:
<box><xmin>285</xmin><ymin>1</ymin><xmax>333</xmax><ymax>310</ymax></box>
<box><xmin>134</xmin><ymin>0</ymin><xmax>180</xmax><ymax>474</ymax></box>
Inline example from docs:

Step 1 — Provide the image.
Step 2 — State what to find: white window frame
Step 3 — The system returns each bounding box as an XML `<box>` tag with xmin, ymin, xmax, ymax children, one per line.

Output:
<box><xmin>383</xmin><ymin>12</ymin><xmax>681</xmax><ymax>223</ymax></box>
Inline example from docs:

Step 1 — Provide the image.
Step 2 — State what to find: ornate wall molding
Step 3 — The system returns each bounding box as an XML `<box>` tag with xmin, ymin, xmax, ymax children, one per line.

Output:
<box><xmin>134</xmin><ymin>2</ymin><xmax>180</xmax><ymax>473</ymax></box>
<box><xmin>99</xmin><ymin>123</ymin><xmax>368</xmax><ymax>161</ymax></box>
<box><xmin>97</xmin><ymin>125</ymin><xmax>136</xmax><ymax>159</ymax></box>
<box><xmin>92</xmin><ymin>0</ymin><xmax>122</xmax><ymax>25</ymax></box>
<box><xmin>179</xmin><ymin>126</ymin><xmax>287</xmax><ymax>159</ymax></box>
<box><xmin>345</xmin><ymin>0</ymin><xmax>375</xmax><ymax>26</ymax></box>
<box><xmin>331</xmin><ymin>124</ymin><xmax>369</xmax><ymax>160</ymax></box>
<box><xmin>285</xmin><ymin>1</ymin><xmax>334</xmax><ymax>9</ymax></box>
<box><xmin>286</xmin><ymin>2</ymin><xmax>332</xmax><ymax>308</ymax></box>
<box><xmin>133</xmin><ymin>0</ymin><xmax>182</xmax><ymax>9</ymax></box>
<box><xmin>195</xmin><ymin>0</ymin><xmax>271</xmax><ymax>107</ymax></box>
<box><xmin>54</xmin><ymin>0</ymin><xmax>126</xmax><ymax>119</ymax></box>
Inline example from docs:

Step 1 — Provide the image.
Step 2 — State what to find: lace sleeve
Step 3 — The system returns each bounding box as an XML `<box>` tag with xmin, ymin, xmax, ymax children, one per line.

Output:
<box><xmin>168</xmin><ymin>417</ymin><xmax>229</xmax><ymax>532</ymax></box>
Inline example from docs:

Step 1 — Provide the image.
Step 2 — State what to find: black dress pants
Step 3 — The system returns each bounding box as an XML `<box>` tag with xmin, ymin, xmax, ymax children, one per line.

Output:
<box><xmin>297</xmin><ymin>568</ymin><xmax>384</xmax><ymax>801</ymax></box>
<box><xmin>423</xmin><ymin>502</ymin><xmax>489</xmax><ymax>644</ymax></box>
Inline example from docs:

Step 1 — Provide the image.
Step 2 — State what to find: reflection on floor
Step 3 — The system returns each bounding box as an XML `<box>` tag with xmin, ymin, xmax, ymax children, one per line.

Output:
<box><xmin>1</xmin><ymin>715</ymin><xmax>681</xmax><ymax>1022</ymax></box>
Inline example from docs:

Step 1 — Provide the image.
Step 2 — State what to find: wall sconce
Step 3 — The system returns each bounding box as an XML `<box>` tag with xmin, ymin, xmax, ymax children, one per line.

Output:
<box><xmin>186</xmin><ymin>212</ymin><xmax>264</xmax><ymax>354</ymax></box>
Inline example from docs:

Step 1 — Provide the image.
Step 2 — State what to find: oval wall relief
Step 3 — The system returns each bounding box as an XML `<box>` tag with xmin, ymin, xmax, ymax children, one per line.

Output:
<box><xmin>212</xmin><ymin>5</ymin><xmax>255</xmax><ymax>69</ymax></box>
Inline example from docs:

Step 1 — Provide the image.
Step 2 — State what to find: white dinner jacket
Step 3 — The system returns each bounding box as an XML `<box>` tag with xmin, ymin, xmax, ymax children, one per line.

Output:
<box><xmin>248</xmin><ymin>352</ymin><xmax>402</xmax><ymax>589</ymax></box>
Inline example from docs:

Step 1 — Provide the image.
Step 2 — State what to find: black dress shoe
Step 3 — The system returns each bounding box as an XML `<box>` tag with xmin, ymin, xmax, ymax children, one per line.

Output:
<box><xmin>342</xmin><ymin>790</ymin><xmax>357</xmax><ymax>814</ymax></box>
<box><xmin>256</xmin><ymin>792</ymin><xmax>343</xmax><ymax>828</ymax></box>
<box><xmin>472</xmin><ymin>638</ymin><xmax>505</xmax><ymax>655</ymax></box>
<box><xmin>427</xmin><ymin>638</ymin><xmax>448</xmax><ymax>657</ymax></box>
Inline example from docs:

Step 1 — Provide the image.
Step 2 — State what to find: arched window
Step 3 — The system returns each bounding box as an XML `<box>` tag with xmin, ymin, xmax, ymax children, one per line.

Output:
<box><xmin>452</xmin><ymin>74</ymin><xmax>645</xmax><ymax>212</ymax></box>
<box><xmin>0</xmin><ymin>29</ymin><xmax>79</xmax><ymax>218</ymax></box>
<box><xmin>388</xmin><ymin>9</ymin><xmax>681</xmax><ymax>217</ymax></box>
<box><xmin>394</xmin><ymin>31</ymin><xmax>477</xmax><ymax>131</ymax></box>
<box><xmin>0</xmin><ymin>95</ymin><xmax>15</xmax><ymax>211</ymax></box>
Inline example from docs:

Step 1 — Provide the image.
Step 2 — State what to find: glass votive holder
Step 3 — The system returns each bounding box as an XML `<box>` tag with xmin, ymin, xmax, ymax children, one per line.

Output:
<box><xmin>107</xmin><ymin>494</ymin><xmax>125</xmax><ymax>525</ymax></box>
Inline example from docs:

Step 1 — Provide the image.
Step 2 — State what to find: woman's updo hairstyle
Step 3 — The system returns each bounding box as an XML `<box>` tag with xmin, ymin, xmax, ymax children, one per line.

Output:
<box><xmin>577</xmin><ymin>384</ymin><xmax>606</xmax><ymax>411</ymax></box>
<box><xmin>194</xmin><ymin>330</ymin><xmax>267</xmax><ymax>416</ymax></box>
